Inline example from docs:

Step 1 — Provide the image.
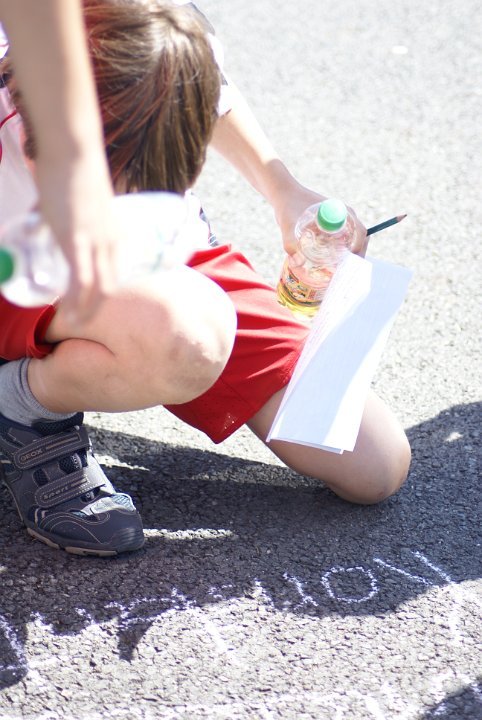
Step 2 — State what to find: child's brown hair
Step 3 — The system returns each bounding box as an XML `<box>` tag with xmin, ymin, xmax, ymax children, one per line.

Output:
<box><xmin>2</xmin><ymin>0</ymin><xmax>221</xmax><ymax>194</ymax></box>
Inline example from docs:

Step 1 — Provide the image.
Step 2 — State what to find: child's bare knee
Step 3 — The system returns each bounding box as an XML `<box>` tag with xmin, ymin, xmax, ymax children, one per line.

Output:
<box><xmin>387</xmin><ymin>432</ymin><xmax>411</xmax><ymax>496</ymax></box>
<box><xmin>326</xmin><ymin>431</ymin><xmax>411</xmax><ymax>506</ymax></box>
<box><xmin>154</xmin><ymin>291</ymin><xmax>236</xmax><ymax>404</ymax></box>
<box><xmin>360</xmin><ymin>433</ymin><xmax>411</xmax><ymax>505</ymax></box>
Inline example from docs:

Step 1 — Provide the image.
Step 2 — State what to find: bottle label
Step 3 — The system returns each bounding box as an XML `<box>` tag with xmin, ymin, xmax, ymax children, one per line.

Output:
<box><xmin>280</xmin><ymin>264</ymin><xmax>327</xmax><ymax>305</ymax></box>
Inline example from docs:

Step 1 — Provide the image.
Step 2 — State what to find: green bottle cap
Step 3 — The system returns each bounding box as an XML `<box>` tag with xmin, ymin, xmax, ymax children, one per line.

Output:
<box><xmin>0</xmin><ymin>248</ymin><xmax>14</xmax><ymax>283</ymax></box>
<box><xmin>317</xmin><ymin>198</ymin><xmax>348</xmax><ymax>232</ymax></box>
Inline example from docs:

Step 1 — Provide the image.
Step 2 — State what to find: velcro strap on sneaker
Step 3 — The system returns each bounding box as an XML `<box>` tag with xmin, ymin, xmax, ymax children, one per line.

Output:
<box><xmin>34</xmin><ymin>468</ymin><xmax>104</xmax><ymax>509</ymax></box>
<box><xmin>13</xmin><ymin>427</ymin><xmax>90</xmax><ymax>470</ymax></box>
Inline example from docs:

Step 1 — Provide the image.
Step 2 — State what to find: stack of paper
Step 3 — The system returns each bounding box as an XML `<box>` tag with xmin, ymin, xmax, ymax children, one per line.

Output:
<box><xmin>267</xmin><ymin>253</ymin><xmax>412</xmax><ymax>453</ymax></box>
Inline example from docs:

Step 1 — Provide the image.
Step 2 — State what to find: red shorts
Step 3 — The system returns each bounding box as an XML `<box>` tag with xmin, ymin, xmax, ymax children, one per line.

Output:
<box><xmin>0</xmin><ymin>244</ymin><xmax>309</xmax><ymax>442</ymax></box>
<box><xmin>0</xmin><ymin>298</ymin><xmax>56</xmax><ymax>361</ymax></box>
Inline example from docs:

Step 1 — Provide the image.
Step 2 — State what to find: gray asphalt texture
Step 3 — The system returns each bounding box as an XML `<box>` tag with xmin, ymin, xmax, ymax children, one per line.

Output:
<box><xmin>1</xmin><ymin>1</ymin><xmax>481</xmax><ymax>719</ymax></box>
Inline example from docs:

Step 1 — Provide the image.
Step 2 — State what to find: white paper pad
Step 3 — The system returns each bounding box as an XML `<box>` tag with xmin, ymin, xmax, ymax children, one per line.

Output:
<box><xmin>267</xmin><ymin>253</ymin><xmax>412</xmax><ymax>453</ymax></box>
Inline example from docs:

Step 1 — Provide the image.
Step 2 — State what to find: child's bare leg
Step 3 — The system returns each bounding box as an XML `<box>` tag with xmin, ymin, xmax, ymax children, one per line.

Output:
<box><xmin>247</xmin><ymin>388</ymin><xmax>411</xmax><ymax>505</ymax></box>
<box><xmin>28</xmin><ymin>265</ymin><xmax>237</xmax><ymax>414</ymax></box>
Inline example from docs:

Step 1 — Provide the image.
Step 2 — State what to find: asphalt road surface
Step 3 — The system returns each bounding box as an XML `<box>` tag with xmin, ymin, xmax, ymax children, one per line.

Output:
<box><xmin>1</xmin><ymin>1</ymin><xmax>480</xmax><ymax>718</ymax></box>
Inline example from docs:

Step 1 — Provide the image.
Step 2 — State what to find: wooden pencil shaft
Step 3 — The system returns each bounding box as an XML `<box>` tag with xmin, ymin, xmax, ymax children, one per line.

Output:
<box><xmin>366</xmin><ymin>214</ymin><xmax>406</xmax><ymax>236</ymax></box>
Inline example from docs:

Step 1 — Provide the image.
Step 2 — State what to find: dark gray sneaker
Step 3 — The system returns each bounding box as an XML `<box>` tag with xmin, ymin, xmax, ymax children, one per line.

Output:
<box><xmin>0</xmin><ymin>412</ymin><xmax>144</xmax><ymax>556</ymax></box>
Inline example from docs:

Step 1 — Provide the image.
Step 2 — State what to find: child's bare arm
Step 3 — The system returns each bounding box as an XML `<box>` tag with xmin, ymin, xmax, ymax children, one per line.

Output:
<box><xmin>210</xmin><ymin>80</ymin><xmax>366</xmax><ymax>255</ymax></box>
<box><xmin>0</xmin><ymin>0</ymin><xmax>117</xmax><ymax>320</ymax></box>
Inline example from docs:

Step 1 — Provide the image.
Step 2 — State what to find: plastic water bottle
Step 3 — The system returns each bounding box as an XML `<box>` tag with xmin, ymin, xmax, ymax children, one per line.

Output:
<box><xmin>276</xmin><ymin>197</ymin><xmax>356</xmax><ymax>319</ymax></box>
<box><xmin>0</xmin><ymin>191</ymin><xmax>205</xmax><ymax>307</ymax></box>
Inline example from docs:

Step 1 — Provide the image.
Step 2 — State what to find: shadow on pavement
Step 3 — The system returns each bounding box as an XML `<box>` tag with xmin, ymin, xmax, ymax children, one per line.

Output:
<box><xmin>0</xmin><ymin>401</ymin><xmax>480</xmax><ymax>689</ymax></box>
<box><xmin>421</xmin><ymin>680</ymin><xmax>482</xmax><ymax>719</ymax></box>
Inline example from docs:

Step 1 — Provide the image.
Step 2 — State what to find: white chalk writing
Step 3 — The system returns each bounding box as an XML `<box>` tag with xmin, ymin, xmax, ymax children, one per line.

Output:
<box><xmin>1</xmin><ymin>550</ymin><xmax>480</xmax><ymax>720</ymax></box>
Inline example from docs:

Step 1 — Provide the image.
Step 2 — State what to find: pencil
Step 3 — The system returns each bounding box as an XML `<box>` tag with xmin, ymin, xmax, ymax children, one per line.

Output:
<box><xmin>366</xmin><ymin>214</ymin><xmax>407</xmax><ymax>236</ymax></box>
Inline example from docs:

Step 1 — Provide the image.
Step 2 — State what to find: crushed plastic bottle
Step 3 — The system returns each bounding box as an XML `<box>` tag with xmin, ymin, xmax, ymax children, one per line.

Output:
<box><xmin>0</xmin><ymin>191</ymin><xmax>204</xmax><ymax>307</ymax></box>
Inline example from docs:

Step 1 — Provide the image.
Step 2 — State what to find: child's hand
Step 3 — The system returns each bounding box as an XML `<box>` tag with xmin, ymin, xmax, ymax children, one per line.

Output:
<box><xmin>36</xmin><ymin>147</ymin><xmax>119</xmax><ymax>323</ymax></box>
<box><xmin>272</xmin><ymin>179</ymin><xmax>367</xmax><ymax>257</ymax></box>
